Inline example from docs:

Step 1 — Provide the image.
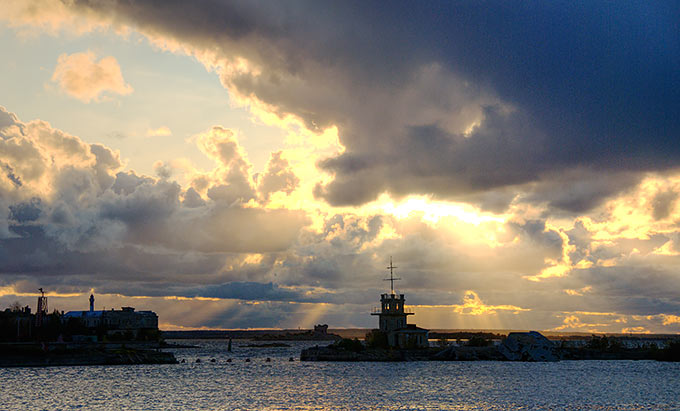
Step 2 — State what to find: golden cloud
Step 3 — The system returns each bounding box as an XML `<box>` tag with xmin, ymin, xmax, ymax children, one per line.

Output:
<box><xmin>415</xmin><ymin>290</ymin><xmax>529</xmax><ymax>316</ymax></box>
<box><xmin>621</xmin><ymin>326</ymin><xmax>650</xmax><ymax>334</ymax></box>
<box><xmin>146</xmin><ymin>126</ymin><xmax>172</xmax><ymax>137</ymax></box>
<box><xmin>551</xmin><ymin>315</ymin><xmax>609</xmax><ymax>332</ymax></box>
<box><xmin>563</xmin><ymin>286</ymin><xmax>593</xmax><ymax>296</ymax></box>
<box><xmin>660</xmin><ymin>314</ymin><xmax>680</xmax><ymax>326</ymax></box>
<box><xmin>51</xmin><ymin>51</ymin><xmax>133</xmax><ymax>103</ymax></box>
<box><xmin>0</xmin><ymin>0</ymin><xmax>109</xmax><ymax>35</ymax></box>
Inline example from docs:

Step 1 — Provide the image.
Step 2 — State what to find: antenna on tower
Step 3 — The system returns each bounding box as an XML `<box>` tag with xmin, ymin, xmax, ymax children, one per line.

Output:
<box><xmin>383</xmin><ymin>256</ymin><xmax>401</xmax><ymax>294</ymax></box>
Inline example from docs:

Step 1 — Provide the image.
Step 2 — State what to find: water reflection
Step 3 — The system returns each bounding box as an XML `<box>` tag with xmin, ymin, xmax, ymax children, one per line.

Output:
<box><xmin>1</xmin><ymin>339</ymin><xmax>679</xmax><ymax>410</ymax></box>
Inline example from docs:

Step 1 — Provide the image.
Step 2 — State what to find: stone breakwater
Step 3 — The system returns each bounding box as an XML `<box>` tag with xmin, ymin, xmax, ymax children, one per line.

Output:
<box><xmin>301</xmin><ymin>331</ymin><xmax>557</xmax><ymax>362</ymax></box>
<box><xmin>0</xmin><ymin>343</ymin><xmax>177</xmax><ymax>367</ymax></box>
<box><xmin>301</xmin><ymin>331</ymin><xmax>680</xmax><ymax>362</ymax></box>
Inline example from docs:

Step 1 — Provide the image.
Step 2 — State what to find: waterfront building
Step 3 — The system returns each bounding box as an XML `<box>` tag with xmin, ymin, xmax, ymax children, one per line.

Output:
<box><xmin>371</xmin><ymin>258</ymin><xmax>429</xmax><ymax>348</ymax></box>
<box><xmin>63</xmin><ymin>294</ymin><xmax>158</xmax><ymax>339</ymax></box>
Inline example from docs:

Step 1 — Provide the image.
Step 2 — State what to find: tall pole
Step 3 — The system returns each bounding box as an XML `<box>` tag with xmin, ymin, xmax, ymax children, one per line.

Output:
<box><xmin>384</xmin><ymin>256</ymin><xmax>401</xmax><ymax>294</ymax></box>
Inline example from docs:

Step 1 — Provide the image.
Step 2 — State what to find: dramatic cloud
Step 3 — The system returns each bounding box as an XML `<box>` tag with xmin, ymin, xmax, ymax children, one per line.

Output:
<box><xmin>2</xmin><ymin>2</ymin><xmax>680</xmax><ymax>332</ymax></box>
<box><xmin>51</xmin><ymin>51</ymin><xmax>133</xmax><ymax>102</ymax></box>
<box><xmin>0</xmin><ymin>107</ymin><xmax>309</xmax><ymax>298</ymax></box>
<box><xmin>194</xmin><ymin>126</ymin><xmax>257</xmax><ymax>204</ymax></box>
<box><xmin>49</xmin><ymin>0</ymin><xmax>678</xmax><ymax>211</ymax></box>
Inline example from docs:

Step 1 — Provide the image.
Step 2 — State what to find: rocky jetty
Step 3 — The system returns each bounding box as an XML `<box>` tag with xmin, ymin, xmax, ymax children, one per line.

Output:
<box><xmin>0</xmin><ymin>343</ymin><xmax>177</xmax><ymax>367</ymax></box>
<box><xmin>302</xmin><ymin>332</ymin><xmax>680</xmax><ymax>362</ymax></box>
<box><xmin>302</xmin><ymin>331</ymin><xmax>559</xmax><ymax>362</ymax></box>
<box><xmin>415</xmin><ymin>331</ymin><xmax>557</xmax><ymax>361</ymax></box>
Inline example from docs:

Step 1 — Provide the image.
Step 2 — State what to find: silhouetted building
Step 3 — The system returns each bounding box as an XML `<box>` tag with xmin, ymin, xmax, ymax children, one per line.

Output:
<box><xmin>63</xmin><ymin>294</ymin><xmax>158</xmax><ymax>339</ymax></box>
<box><xmin>314</xmin><ymin>324</ymin><xmax>329</xmax><ymax>335</ymax></box>
<box><xmin>371</xmin><ymin>258</ymin><xmax>429</xmax><ymax>348</ymax></box>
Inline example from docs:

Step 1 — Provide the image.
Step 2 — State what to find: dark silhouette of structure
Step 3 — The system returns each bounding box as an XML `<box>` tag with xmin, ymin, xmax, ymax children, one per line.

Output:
<box><xmin>63</xmin><ymin>294</ymin><xmax>158</xmax><ymax>340</ymax></box>
<box><xmin>371</xmin><ymin>258</ymin><xmax>429</xmax><ymax>348</ymax></box>
<box><xmin>35</xmin><ymin>288</ymin><xmax>48</xmax><ymax>327</ymax></box>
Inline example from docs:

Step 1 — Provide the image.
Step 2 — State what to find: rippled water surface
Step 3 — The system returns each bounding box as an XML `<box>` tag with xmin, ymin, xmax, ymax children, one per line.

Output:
<box><xmin>2</xmin><ymin>340</ymin><xmax>679</xmax><ymax>410</ymax></box>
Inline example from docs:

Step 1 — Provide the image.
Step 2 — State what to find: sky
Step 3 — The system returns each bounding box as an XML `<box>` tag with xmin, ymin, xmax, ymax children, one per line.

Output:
<box><xmin>1</xmin><ymin>0</ymin><xmax>679</xmax><ymax>333</ymax></box>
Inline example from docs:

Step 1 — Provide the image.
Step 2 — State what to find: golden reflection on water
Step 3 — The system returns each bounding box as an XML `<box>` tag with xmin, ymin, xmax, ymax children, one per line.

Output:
<box><xmin>1</xmin><ymin>341</ymin><xmax>679</xmax><ymax>410</ymax></box>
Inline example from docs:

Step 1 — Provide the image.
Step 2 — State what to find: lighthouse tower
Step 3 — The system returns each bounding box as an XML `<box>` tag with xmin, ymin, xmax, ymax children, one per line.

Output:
<box><xmin>370</xmin><ymin>257</ymin><xmax>429</xmax><ymax>348</ymax></box>
<box><xmin>371</xmin><ymin>257</ymin><xmax>412</xmax><ymax>332</ymax></box>
<box><xmin>89</xmin><ymin>294</ymin><xmax>95</xmax><ymax>312</ymax></box>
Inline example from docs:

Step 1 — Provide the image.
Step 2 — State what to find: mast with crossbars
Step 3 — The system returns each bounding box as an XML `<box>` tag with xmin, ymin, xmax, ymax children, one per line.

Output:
<box><xmin>383</xmin><ymin>256</ymin><xmax>401</xmax><ymax>294</ymax></box>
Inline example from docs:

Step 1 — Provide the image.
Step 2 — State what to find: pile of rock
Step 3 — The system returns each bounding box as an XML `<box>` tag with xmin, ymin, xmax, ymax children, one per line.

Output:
<box><xmin>498</xmin><ymin>331</ymin><xmax>558</xmax><ymax>362</ymax></box>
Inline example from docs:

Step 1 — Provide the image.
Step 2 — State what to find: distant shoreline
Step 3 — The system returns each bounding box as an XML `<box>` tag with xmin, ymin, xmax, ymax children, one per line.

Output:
<box><xmin>162</xmin><ymin>328</ymin><xmax>680</xmax><ymax>340</ymax></box>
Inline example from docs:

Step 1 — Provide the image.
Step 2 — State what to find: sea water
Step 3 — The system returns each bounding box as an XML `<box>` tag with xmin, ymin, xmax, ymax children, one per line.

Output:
<box><xmin>1</xmin><ymin>340</ymin><xmax>679</xmax><ymax>410</ymax></box>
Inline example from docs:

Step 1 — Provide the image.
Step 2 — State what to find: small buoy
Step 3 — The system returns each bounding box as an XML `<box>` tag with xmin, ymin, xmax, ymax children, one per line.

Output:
<box><xmin>245</xmin><ymin>358</ymin><xmax>251</xmax><ymax>362</ymax></box>
<box><xmin>265</xmin><ymin>357</ymin><xmax>271</xmax><ymax>362</ymax></box>
<box><xmin>196</xmin><ymin>358</ymin><xmax>201</xmax><ymax>363</ymax></box>
<box><xmin>226</xmin><ymin>358</ymin><xmax>232</xmax><ymax>363</ymax></box>
<box><xmin>289</xmin><ymin>357</ymin><xmax>294</xmax><ymax>362</ymax></box>
<box><xmin>210</xmin><ymin>358</ymin><xmax>216</xmax><ymax>363</ymax></box>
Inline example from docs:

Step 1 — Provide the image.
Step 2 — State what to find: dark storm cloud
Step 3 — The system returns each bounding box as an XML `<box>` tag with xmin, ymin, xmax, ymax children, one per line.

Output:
<box><xmin>316</xmin><ymin>106</ymin><xmax>549</xmax><ymax>205</ymax></box>
<box><xmin>1</xmin><ymin>163</ymin><xmax>22</xmax><ymax>187</ymax></box>
<box><xmin>70</xmin><ymin>0</ymin><xmax>680</xmax><ymax>210</ymax></box>
<box><xmin>197</xmin><ymin>300</ymin><xmax>306</xmax><ymax>329</ymax></box>
<box><xmin>8</xmin><ymin>198</ymin><xmax>42</xmax><ymax>223</ymax></box>
<box><xmin>191</xmin><ymin>281</ymin><xmax>307</xmax><ymax>302</ymax></box>
<box><xmin>92</xmin><ymin>280</ymin><xmax>309</xmax><ymax>302</ymax></box>
<box><xmin>0</xmin><ymin>224</ymin><xmax>225</xmax><ymax>281</ymax></box>
<box><xmin>522</xmin><ymin>170</ymin><xmax>642</xmax><ymax>213</ymax></box>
